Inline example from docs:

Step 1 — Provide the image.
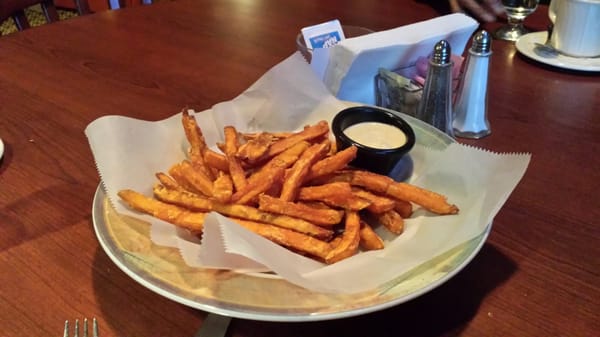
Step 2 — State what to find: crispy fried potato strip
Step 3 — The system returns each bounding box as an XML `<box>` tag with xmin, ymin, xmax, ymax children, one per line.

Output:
<box><xmin>181</xmin><ymin>109</ymin><xmax>207</xmax><ymax>159</ymax></box>
<box><xmin>319</xmin><ymin>195</ymin><xmax>371</xmax><ymax>211</ymax></box>
<box><xmin>297</xmin><ymin>182</ymin><xmax>352</xmax><ymax>200</ymax></box>
<box><xmin>280</xmin><ymin>142</ymin><xmax>329</xmax><ymax>202</ymax></box>
<box><xmin>232</xmin><ymin>218</ymin><xmax>332</xmax><ymax>260</ymax></box>
<box><xmin>181</xmin><ymin>110</ymin><xmax>214</xmax><ymax>180</ymax></box>
<box><xmin>155</xmin><ymin>172</ymin><xmax>183</xmax><ymax>191</ymax></box>
<box><xmin>179</xmin><ymin>160</ymin><xmax>214</xmax><ymax>197</ymax></box>
<box><xmin>236</xmin><ymin>132</ymin><xmax>274</xmax><ymax>164</ymax></box>
<box><xmin>325</xmin><ymin>211</ymin><xmax>361</xmax><ymax>264</ymax></box>
<box><xmin>337</xmin><ymin>170</ymin><xmax>459</xmax><ymax>215</ymax></box>
<box><xmin>241</xmin><ymin>131</ymin><xmax>293</xmax><ymax>140</ymax></box>
<box><xmin>374</xmin><ymin>209</ymin><xmax>404</xmax><ymax>235</ymax></box>
<box><xmin>118</xmin><ymin>189</ymin><xmax>206</xmax><ymax>231</ymax></box>
<box><xmin>306</xmin><ymin>145</ymin><xmax>357</xmax><ymax>181</ymax></box>
<box><xmin>351</xmin><ymin>187</ymin><xmax>396</xmax><ymax>214</ymax></box>
<box><xmin>204</xmin><ymin>149</ymin><xmax>230</xmax><ymax>172</ymax></box>
<box><xmin>394</xmin><ymin>199</ymin><xmax>413</xmax><ymax>218</ymax></box>
<box><xmin>387</xmin><ymin>182</ymin><xmax>458</xmax><ymax>215</ymax></box>
<box><xmin>223</xmin><ymin>126</ymin><xmax>248</xmax><ymax>192</ymax></box>
<box><xmin>359</xmin><ymin>220</ymin><xmax>384</xmax><ymax>251</ymax></box>
<box><xmin>258</xmin><ymin>194</ymin><xmax>343</xmax><ymax>226</ymax></box>
<box><xmin>266</xmin><ymin>120</ymin><xmax>329</xmax><ymax>158</ymax></box>
<box><xmin>167</xmin><ymin>162</ymin><xmax>203</xmax><ymax>195</ymax></box>
<box><xmin>297</xmin><ymin>182</ymin><xmax>371</xmax><ymax>210</ymax></box>
<box><xmin>212</xmin><ymin>173</ymin><xmax>233</xmax><ymax>203</ymax></box>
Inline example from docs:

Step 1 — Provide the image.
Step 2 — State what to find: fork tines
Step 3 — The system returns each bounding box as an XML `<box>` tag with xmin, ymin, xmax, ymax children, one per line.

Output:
<box><xmin>63</xmin><ymin>318</ymin><xmax>98</xmax><ymax>337</ymax></box>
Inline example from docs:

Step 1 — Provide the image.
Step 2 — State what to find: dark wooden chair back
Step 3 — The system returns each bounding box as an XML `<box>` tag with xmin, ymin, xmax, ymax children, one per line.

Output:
<box><xmin>0</xmin><ymin>0</ymin><xmax>90</xmax><ymax>31</ymax></box>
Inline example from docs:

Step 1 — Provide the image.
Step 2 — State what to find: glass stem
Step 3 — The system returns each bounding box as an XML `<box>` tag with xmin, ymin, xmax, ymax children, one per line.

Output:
<box><xmin>507</xmin><ymin>17</ymin><xmax>523</xmax><ymax>28</ymax></box>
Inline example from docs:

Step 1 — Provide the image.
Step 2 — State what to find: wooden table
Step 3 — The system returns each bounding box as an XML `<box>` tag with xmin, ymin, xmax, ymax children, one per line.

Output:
<box><xmin>1</xmin><ymin>1</ymin><xmax>598</xmax><ymax>336</ymax></box>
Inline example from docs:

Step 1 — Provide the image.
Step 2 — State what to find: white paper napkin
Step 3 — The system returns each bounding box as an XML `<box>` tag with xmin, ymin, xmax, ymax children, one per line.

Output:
<box><xmin>86</xmin><ymin>52</ymin><xmax>530</xmax><ymax>294</ymax></box>
<box><xmin>311</xmin><ymin>13</ymin><xmax>479</xmax><ymax>105</ymax></box>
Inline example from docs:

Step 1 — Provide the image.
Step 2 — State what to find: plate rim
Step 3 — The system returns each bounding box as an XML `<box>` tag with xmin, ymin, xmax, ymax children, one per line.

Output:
<box><xmin>515</xmin><ymin>31</ymin><xmax>600</xmax><ymax>72</ymax></box>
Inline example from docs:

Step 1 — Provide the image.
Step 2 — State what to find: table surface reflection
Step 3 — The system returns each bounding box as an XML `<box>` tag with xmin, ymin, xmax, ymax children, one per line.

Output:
<box><xmin>0</xmin><ymin>1</ymin><xmax>598</xmax><ymax>336</ymax></box>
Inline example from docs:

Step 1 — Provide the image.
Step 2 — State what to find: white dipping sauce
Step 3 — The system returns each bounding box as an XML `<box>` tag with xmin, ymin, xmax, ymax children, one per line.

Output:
<box><xmin>343</xmin><ymin>122</ymin><xmax>407</xmax><ymax>149</ymax></box>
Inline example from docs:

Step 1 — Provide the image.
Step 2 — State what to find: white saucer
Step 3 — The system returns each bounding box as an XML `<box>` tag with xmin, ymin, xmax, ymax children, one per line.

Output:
<box><xmin>0</xmin><ymin>138</ymin><xmax>4</xmax><ymax>160</ymax></box>
<box><xmin>515</xmin><ymin>31</ymin><xmax>600</xmax><ymax>72</ymax></box>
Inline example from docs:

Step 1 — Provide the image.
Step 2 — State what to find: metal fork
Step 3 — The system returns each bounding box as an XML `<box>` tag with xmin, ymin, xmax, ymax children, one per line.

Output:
<box><xmin>194</xmin><ymin>313</ymin><xmax>231</xmax><ymax>337</ymax></box>
<box><xmin>63</xmin><ymin>318</ymin><xmax>98</xmax><ymax>337</ymax></box>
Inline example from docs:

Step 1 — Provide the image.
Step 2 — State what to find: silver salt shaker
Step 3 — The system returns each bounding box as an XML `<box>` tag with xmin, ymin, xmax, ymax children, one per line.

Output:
<box><xmin>416</xmin><ymin>40</ymin><xmax>455</xmax><ymax>138</ymax></box>
<box><xmin>453</xmin><ymin>30</ymin><xmax>492</xmax><ymax>139</ymax></box>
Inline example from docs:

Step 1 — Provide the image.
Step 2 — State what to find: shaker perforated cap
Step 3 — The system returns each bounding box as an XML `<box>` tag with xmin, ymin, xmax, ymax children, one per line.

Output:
<box><xmin>471</xmin><ymin>30</ymin><xmax>492</xmax><ymax>54</ymax></box>
<box><xmin>431</xmin><ymin>40</ymin><xmax>452</xmax><ymax>65</ymax></box>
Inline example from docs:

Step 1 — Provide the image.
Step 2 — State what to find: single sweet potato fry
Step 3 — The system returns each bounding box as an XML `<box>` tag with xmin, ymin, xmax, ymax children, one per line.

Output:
<box><xmin>236</xmin><ymin>132</ymin><xmax>274</xmax><ymax>164</ymax></box>
<box><xmin>153</xmin><ymin>184</ymin><xmax>213</xmax><ymax>210</ymax></box>
<box><xmin>181</xmin><ymin>110</ymin><xmax>215</xmax><ymax>180</ymax></box>
<box><xmin>297</xmin><ymin>182</ymin><xmax>352</xmax><ymax>200</ymax></box>
<box><xmin>351</xmin><ymin>187</ymin><xmax>396</xmax><ymax>214</ymax></box>
<box><xmin>280</xmin><ymin>142</ymin><xmax>329</xmax><ymax>201</ymax></box>
<box><xmin>394</xmin><ymin>199</ymin><xmax>413</xmax><ymax>218</ymax></box>
<box><xmin>241</xmin><ymin>131</ymin><xmax>292</xmax><ymax>140</ymax></box>
<box><xmin>319</xmin><ymin>195</ymin><xmax>371</xmax><ymax>211</ymax></box>
<box><xmin>258</xmin><ymin>194</ymin><xmax>343</xmax><ymax>226</ymax></box>
<box><xmin>168</xmin><ymin>162</ymin><xmax>206</xmax><ymax>195</ymax></box>
<box><xmin>217</xmin><ymin>204</ymin><xmax>333</xmax><ymax>239</ymax></box>
<box><xmin>306</xmin><ymin>146</ymin><xmax>357</xmax><ymax>181</ymax></box>
<box><xmin>223</xmin><ymin>126</ymin><xmax>248</xmax><ymax>191</ymax></box>
<box><xmin>155</xmin><ymin>172</ymin><xmax>183</xmax><ymax>191</ymax></box>
<box><xmin>181</xmin><ymin>109</ymin><xmax>208</xmax><ymax>158</ymax></box>
<box><xmin>359</xmin><ymin>220</ymin><xmax>384</xmax><ymax>251</ymax></box>
<box><xmin>343</xmin><ymin>170</ymin><xmax>458</xmax><ymax>215</ymax></box>
<box><xmin>204</xmin><ymin>149</ymin><xmax>229</xmax><ymax>172</ymax></box>
<box><xmin>179</xmin><ymin>160</ymin><xmax>214</xmax><ymax>197</ymax></box>
<box><xmin>118</xmin><ymin>189</ymin><xmax>206</xmax><ymax>231</ymax></box>
<box><xmin>266</xmin><ymin>120</ymin><xmax>329</xmax><ymax>158</ymax></box>
<box><xmin>343</xmin><ymin>169</ymin><xmax>390</xmax><ymax>193</ymax></box>
<box><xmin>325</xmin><ymin>211</ymin><xmax>361</xmax><ymax>264</ymax></box>
<box><xmin>232</xmin><ymin>218</ymin><xmax>332</xmax><ymax>260</ymax></box>
<box><xmin>212</xmin><ymin>173</ymin><xmax>233</xmax><ymax>203</ymax></box>
<box><xmin>386</xmin><ymin>182</ymin><xmax>458</xmax><ymax>215</ymax></box>
<box><xmin>297</xmin><ymin>182</ymin><xmax>370</xmax><ymax>210</ymax></box>
<box><xmin>374</xmin><ymin>209</ymin><xmax>404</xmax><ymax>235</ymax></box>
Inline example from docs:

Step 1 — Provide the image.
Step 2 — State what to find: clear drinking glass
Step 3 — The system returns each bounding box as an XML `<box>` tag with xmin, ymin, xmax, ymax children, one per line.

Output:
<box><xmin>494</xmin><ymin>0</ymin><xmax>540</xmax><ymax>41</ymax></box>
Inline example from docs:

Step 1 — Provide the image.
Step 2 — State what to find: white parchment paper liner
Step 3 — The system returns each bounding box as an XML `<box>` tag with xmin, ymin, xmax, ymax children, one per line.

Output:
<box><xmin>86</xmin><ymin>52</ymin><xmax>530</xmax><ymax>294</ymax></box>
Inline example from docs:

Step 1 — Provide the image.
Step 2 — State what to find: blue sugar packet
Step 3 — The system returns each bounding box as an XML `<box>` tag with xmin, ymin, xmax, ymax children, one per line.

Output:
<box><xmin>309</xmin><ymin>31</ymin><xmax>342</xmax><ymax>48</ymax></box>
<box><xmin>301</xmin><ymin>19</ymin><xmax>345</xmax><ymax>50</ymax></box>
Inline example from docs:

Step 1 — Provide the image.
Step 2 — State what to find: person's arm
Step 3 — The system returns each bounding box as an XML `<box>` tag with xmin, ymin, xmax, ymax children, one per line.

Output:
<box><xmin>449</xmin><ymin>0</ymin><xmax>505</xmax><ymax>22</ymax></box>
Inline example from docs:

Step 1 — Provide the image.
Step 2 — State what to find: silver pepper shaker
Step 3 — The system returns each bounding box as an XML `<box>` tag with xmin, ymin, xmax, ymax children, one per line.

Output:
<box><xmin>453</xmin><ymin>30</ymin><xmax>492</xmax><ymax>139</ymax></box>
<box><xmin>416</xmin><ymin>40</ymin><xmax>455</xmax><ymax>138</ymax></box>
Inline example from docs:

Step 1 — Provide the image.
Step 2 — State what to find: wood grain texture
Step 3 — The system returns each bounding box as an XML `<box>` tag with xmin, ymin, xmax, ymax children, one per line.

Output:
<box><xmin>0</xmin><ymin>1</ymin><xmax>598</xmax><ymax>336</ymax></box>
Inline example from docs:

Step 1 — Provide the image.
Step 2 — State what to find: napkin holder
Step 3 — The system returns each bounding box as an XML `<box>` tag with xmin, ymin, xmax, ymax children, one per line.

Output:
<box><xmin>310</xmin><ymin>13</ymin><xmax>478</xmax><ymax>106</ymax></box>
<box><xmin>375</xmin><ymin>68</ymin><xmax>423</xmax><ymax>118</ymax></box>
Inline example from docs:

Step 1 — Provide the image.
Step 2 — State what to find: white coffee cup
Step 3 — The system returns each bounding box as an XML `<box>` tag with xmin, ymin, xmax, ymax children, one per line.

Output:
<box><xmin>549</xmin><ymin>0</ymin><xmax>600</xmax><ymax>58</ymax></box>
